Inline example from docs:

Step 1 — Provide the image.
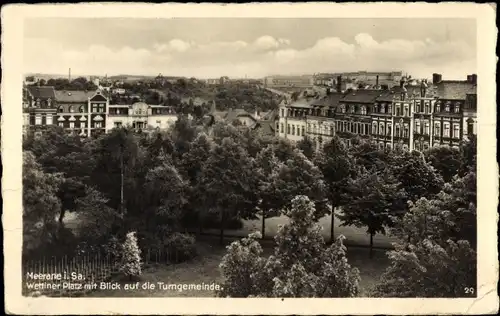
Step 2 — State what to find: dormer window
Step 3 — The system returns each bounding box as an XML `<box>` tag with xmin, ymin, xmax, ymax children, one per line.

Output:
<box><xmin>445</xmin><ymin>102</ymin><xmax>450</xmax><ymax>112</ymax></box>
<box><xmin>69</xmin><ymin>105</ymin><xmax>75</xmax><ymax>113</ymax></box>
<box><xmin>435</xmin><ymin>102</ymin><xmax>441</xmax><ymax>113</ymax></box>
<box><xmin>373</xmin><ymin>104</ymin><xmax>378</xmax><ymax>113</ymax></box>
<box><xmin>360</xmin><ymin>106</ymin><xmax>367</xmax><ymax>115</ymax></box>
<box><xmin>349</xmin><ymin>105</ymin><xmax>355</xmax><ymax>113</ymax></box>
<box><xmin>454</xmin><ymin>103</ymin><xmax>460</xmax><ymax>113</ymax></box>
<box><xmin>58</xmin><ymin>106</ymin><xmax>63</xmax><ymax>113</ymax></box>
<box><xmin>380</xmin><ymin>104</ymin><xmax>385</xmax><ymax>114</ymax></box>
<box><xmin>340</xmin><ymin>104</ymin><xmax>346</xmax><ymax>113</ymax></box>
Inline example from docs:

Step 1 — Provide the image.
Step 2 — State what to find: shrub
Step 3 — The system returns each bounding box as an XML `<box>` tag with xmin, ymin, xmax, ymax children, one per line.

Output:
<box><xmin>217</xmin><ymin>195</ymin><xmax>360</xmax><ymax>298</ymax></box>
<box><xmin>163</xmin><ymin>232</ymin><xmax>198</xmax><ymax>262</ymax></box>
<box><xmin>119</xmin><ymin>231</ymin><xmax>142</xmax><ymax>280</ymax></box>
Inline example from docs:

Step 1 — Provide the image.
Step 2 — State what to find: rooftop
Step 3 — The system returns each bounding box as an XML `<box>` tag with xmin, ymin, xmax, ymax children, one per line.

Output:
<box><xmin>342</xmin><ymin>89</ymin><xmax>384</xmax><ymax>103</ymax></box>
<box><xmin>435</xmin><ymin>81</ymin><xmax>477</xmax><ymax>100</ymax></box>
<box><xmin>26</xmin><ymin>86</ymin><xmax>56</xmax><ymax>99</ymax></box>
<box><xmin>55</xmin><ymin>90</ymin><xmax>100</xmax><ymax>103</ymax></box>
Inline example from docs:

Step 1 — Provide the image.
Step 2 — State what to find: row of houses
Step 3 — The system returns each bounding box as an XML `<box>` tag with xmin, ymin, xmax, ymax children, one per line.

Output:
<box><xmin>277</xmin><ymin>73</ymin><xmax>477</xmax><ymax>151</ymax></box>
<box><xmin>23</xmin><ymin>86</ymin><xmax>178</xmax><ymax>137</ymax></box>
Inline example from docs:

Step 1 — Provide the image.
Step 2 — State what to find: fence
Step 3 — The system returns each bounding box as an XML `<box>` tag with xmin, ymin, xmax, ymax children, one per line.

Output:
<box><xmin>22</xmin><ymin>247</ymin><xmax>180</xmax><ymax>297</ymax></box>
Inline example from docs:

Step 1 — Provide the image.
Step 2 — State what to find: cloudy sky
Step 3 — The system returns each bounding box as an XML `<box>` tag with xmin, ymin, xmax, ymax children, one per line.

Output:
<box><xmin>24</xmin><ymin>18</ymin><xmax>476</xmax><ymax>79</ymax></box>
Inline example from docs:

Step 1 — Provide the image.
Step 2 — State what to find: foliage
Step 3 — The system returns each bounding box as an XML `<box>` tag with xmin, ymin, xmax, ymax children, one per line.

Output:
<box><xmin>218</xmin><ymin>196</ymin><xmax>360</xmax><ymax>298</ymax></box>
<box><xmin>119</xmin><ymin>231</ymin><xmax>142</xmax><ymax>279</ymax></box>
<box><xmin>339</xmin><ymin>168</ymin><xmax>407</xmax><ymax>238</ymax></box>
<box><xmin>75</xmin><ymin>186</ymin><xmax>122</xmax><ymax>242</ymax></box>
<box><xmin>296</xmin><ymin>136</ymin><xmax>315</xmax><ymax>160</ymax></box>
<box><xmin>23</xmin><ymin>151</ymin><xmax>62</xmax><ymax>251</ymax></box>
<box><xmin>349</xmin><ymin>138</ymin><xmax>390</xmax><ymax>172</ymax></box>
<box><xmin>424</xmin><ymin>145</ymin><xmax>461</xmax><ymax>183</ymax></box>
<box><xmin>163</xmin><ymin>233</ymin><xmax>198</xmax><ymax>262</ymax></box>
<box><xmin>373</xmin><ymin>165</ymin><xmax>477</xmax><ymax>297</ymax></box>
<box><xmin>275</xmin><ymin>149</ymin><xmax>328</xmax><ymax>220</ymax></box>
<box><xmin>390</xmin><ymin>150</ymin><xmax>444</xmax><ymax>202</ymax></box>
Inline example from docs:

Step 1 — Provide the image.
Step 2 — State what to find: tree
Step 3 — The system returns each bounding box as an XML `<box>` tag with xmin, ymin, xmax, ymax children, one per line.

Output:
<box><xmin>296</xmin><ymin>136</ymin><xmax>315</xmax><ymax>160</ymax></box>
<box><xmin>349</xmin><ymin>137</ymin><xmax>389</xmax><ymax>172</ymax></box>
<box><xmin>218</xmin><ymin>196</ymin><xmax>360</xmax><ymax>298</ymax></box>
<box><xmin>119</xmin><ymin>231</ymin><xmax>142</xmax><ymax>280</ymax></box>
<box><xmin>199</xmin><ymin>137</ymin><xmax>259</xmax><ymax>244</ymax></box>
<box><xmin>424</xmin><ymin>145</ymin><xmax>461</xmax><ymax>183</ymax></box>
<box><xmin>314</xmin><ymin>136</ymin><xmax>355</xmax><ymax>242</ymax></box>
<box><xmin>339</xmin><ymin>168</ymin><xmax>407</xmax><ymax>257</ymax></box>
<box><xmin>390</xmin><ymin>150</ymin><xmax>444</xmax><ymax>202</ymax></box>
<box><xmin>373</xmin><ymin>170</ymin><xmax>477</xmax><ymax>297</ymax></box>
<box><xmin>274</xmin><ymin>149</ymin><xmax>328</xmax><ymax>221</ymax></box>
<box><xmin>459</xmin><ymin>135</ymin><xmax>477</xmax><ymax>176</ymax></box>
<box><xmin>23</xmin><ymin>151</ymin><xmax>62</xmax><ymax>252</ymax></box>
<box><xmin>254</xmin><ymin>145</ymin><xmax>283</xmax><ymax>238</ymax></box>
<box><xmin>75</xmin><ymin>186</ymin><xmax>122</xmax><ymax>242</ymax></box>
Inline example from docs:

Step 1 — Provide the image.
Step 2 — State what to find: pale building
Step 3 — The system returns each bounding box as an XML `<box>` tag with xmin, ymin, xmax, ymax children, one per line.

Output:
<box><xmin>106</xmin><ymin>102</ymin><xmax>178</xmax><ymax>131</ymax></box>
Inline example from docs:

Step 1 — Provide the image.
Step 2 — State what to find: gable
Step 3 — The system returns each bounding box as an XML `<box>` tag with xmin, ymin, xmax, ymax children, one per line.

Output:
<box><xmin>90</xmin><ymin>93</ymin><xmax>108</xmax><ymax>102</ymax></box>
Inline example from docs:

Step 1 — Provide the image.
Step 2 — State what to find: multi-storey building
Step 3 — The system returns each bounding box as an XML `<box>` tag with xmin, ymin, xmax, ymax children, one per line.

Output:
<box><xmin>106</xmin><ymin>102</ymin><xmax>178</xmax><ymax>131</ymax></box>
<box><xmin>23</xmin><ymin>86</ymin><xmax>57</xmax><ymax>136</ymax></box>
<box><xmin>264</xmin><ymin>75</ymin><xmax>314</xmax><ymax>89</ymax></box>
<box><xmin>276</xmin><ymin>73</ymin><xmax>478</xmax><ymax>152</ymax></box>
<box><xmin>54</xmin><ymin>90</ymin><xmax>109</xmax><ymax>137</ymax></box>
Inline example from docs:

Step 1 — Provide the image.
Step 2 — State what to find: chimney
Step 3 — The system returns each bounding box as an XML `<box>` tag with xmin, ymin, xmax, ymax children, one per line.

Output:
<box><xmin>432</xmin><ymin>73</ymin><xmax>442</xmax><ymax>84</ymax></box>
<box><xmin>376</xmin><ymin>75</ymin><xmax>379</xmax><ymax>88</ymax></box>
<box><xmin>469</xmin><ymin>74</ymin><xmax>477</xmax><ymax>85</ymax></box>
<box><xmin>420</xmin><ymin>80</ymin><xmax>427</xmax><ymax>98</ymax></box>
<box><xmin>69</xmin><ymin>68</ymin><xmax>71</xmax><ymax>82</ymax></box>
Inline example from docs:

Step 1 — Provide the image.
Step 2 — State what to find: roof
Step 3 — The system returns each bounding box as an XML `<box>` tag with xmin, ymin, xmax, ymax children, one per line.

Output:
<box><xmin>26</xmin><ymin>86</ymin><xmax>55</xmax><ymax>99</ymax></box>
<box><xmin>435</xmin><ymin>81</ymin><xmax>477</xmax><ymax>100</ymax></box>
<box><xmin>225</xmin><ymin>109</ymin><xmax>257</xmax><ymax>123</ymax></box>
<box><xmin>55</xmin><ymin>90</ymin><xmax>99</xmax><ymax>103</ymax></box>
<box><xmin>255</xmin><ymin>120</ymin><xmax>275</xmax><ymax>136</ymax></box>
<box><xmin>342</xmin><ymin>89</ymin><xmax>383</xmax><ymax>103</ymax></box>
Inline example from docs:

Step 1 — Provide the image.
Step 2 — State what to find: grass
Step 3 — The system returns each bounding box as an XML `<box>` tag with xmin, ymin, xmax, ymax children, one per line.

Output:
<box><xmin>86</xmin><ymin>238</ymin><xmax>390</xmax><ymax>297</ymax></box>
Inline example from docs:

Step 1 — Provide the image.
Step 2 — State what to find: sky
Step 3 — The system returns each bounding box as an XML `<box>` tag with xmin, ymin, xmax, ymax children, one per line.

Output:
<box><xmin>23</xmin><ymin>18</ymin><xmax>477</xmax><ymax>80</ymax></box>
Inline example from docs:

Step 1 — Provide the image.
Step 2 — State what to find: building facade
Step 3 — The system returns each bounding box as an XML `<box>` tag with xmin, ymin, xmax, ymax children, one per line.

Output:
<box><xmin>276</xmin><ymin>74</ymin><xmax>478</xmax><ymax>151</ymax></box>
<box><xmin>264</xmin><ymin>75</ymin><xmax>314</xmax><ymax>89</ymax></box>
<box><xmin>106</xmin><ymin>102</ymin><xmax>178</xmax><ymax>131</ymax></box>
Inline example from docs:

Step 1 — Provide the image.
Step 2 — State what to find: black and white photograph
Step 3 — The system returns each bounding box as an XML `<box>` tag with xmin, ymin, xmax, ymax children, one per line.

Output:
<box><xmin>2</xmin><ymin>3</ymin><xmax>498</xmax><ymax>315</ymax></box>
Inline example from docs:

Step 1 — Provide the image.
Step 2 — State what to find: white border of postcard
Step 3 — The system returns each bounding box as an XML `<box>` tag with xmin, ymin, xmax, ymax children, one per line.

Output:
<box><xmin>2</xmin><ymin>2</ymin><xmax>498</xmax><ymax>315</ymax></box>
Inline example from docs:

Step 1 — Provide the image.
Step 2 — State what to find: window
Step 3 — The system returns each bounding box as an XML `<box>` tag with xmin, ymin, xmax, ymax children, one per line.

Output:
<box><xmin>445</xmin><ymin>102</ymin><xmax>450</xmax><ymax>112</ymax></box>
<box><xmin>287</xmin><ymin>124</ymin><xmax>290</xmax><ymax>134</ymax></box>
<box><xmin>423</xmin><ymin>142</ymin><xmax>429</xmax><ymax>150</ymax></box>
<box><xmin>424</xmin><ymin>122</ymin><xmax>430</xmax><ymax>135</ymax></box>
<box><xmin>386</xmin><ymin>143</ymin><xmax>392</xmax><ymax>150</ymax></box>
<box><xmin>59</xmin><ymin>122</ymin><xmax>64</xmax><ymax>127</ymax></box>
<box><xmin>349</xmin><ymin>105</ymin><xmax>355</xmax><ymax>113</ymax></box>
<box><xmin>330</xmin><ymin>126</ymin><xmax>334</xmax><ymax>136</ymax></box>
<box><xmin>95</xmin><ymin>122</ymin><xmax>103</xmax><ymax>128</ymax></box>
<box><xmin>280</xmin><ymin>124</ymin><xmax>284</xmax><ymax>133</ymax></box>
<box><xmin>69</xmin><ymin>106</ymin><xmax>75</xmax><ymax>113</ymax></box>
<box><xmin>35</xmin><ymin>115</ymin><xmax>42</xmax><ymax>125</ymax></box>
<box><xmin>387</xmin><ymin>123</ymin><xmax>392</xmax><ymax>136</ymax></box>
<box><xmin>281</xmin><ymin>109</ymin><xmax>284</xmax><ymax>117</ymax></box>
<box><xmin>379</xmin><ymin>142</ymin><xmax>384</xmax><ymax>150</ymax></box>
<box><xmin>415</xmin><ymin>101</ymin><xmax>420</xmax><ymax>113</ymax></box>
<box><xmin>443</xmin><ymin>123</ymin><xmax>450</xmax><ymax>137</ymax></box>
<box><xmin>373</xmin><ymin>105</ymin><xmax>378</xmax><ymax>113</ymax></box>
<box><xmin>424</xmin><ymin>102</ymin><xmax>429</xmax><ymax>113</ymax></box>
<box><xmin>379</xmin><ymin>123</ymin><xmax>385</xmax><ymax>136</ymax></box>
<box><xmin>114</xmin><ymin>122</ymin><xmax>122</xmax><ymax>128</ymax></box>
<box><xmin>156</xmin><ymin>120</ymin><xmax>161</xmax><ymax>128</ymax></box>
<box><xmin>69</xmin><ymin>122</ymin><xmax>75</xmax><ymax>129</ymax></box>
<box><xmin>403</xmin><ymin>124</ymin><xmax>409</xmax><ymax>138</ymax></box>
<box><xmin>292</xmin><ymin>125</ymin><xmax>295</xmax><ymax>135</ymax></box>
<box><xmin>79</xmin><ymin>106</ymin><xmax>85</xmax><ymax>113</ymax></box>
<box><xmin>361</xmin><ymin>106</ymin><xmax>367</xmax><ymax>115</ymax></box>
<box><xmin>380</xmin><ymin>104</ymin><xmax>385</xmax><ymax>114</ymax></box>
<box><xmin>80</xmin><ymin>122</ymin><xmax>86</xmax><ymax>129</ymax></box>
<box><xmin>467</xmin><ymin>120</ymin><xmax>474</xmax><ymax>135</ymax></box>
<box><xmin>395</xmin><ymin>124</ymin><xmax>400</xmax><ymax>137</ymax></box>
<box><xmin>340</xmin><ymin>105</ymin><xmax>346</xmax><ymax>113</ymax></box>
<box><xmin>404</xmin><ymin>105</ymin><xmax>409</xmax><ymax>117</ymax></box>
<box><xmin>387</xmin><ymin>104</ymin><xmax>392</xmax><ymax>114</ymax></box>
<box><xmin>415</xmin><ymin>142</ymin><xmax>421</xmax><ymax>151</ymax></box>
<box><xmin>302</xmin><ymin>126</ymin><xmax>305</xmax><ymax>136</ymax></box>
<box><xmin>396</xmin><ymin>105</ymin><xmax>401</xmax><ymax>116</ymax></box>
<box><xmin>372</xmin><ymin>122</ymin><xmax>378</xmax><ymax>134</ymax></box>
<box><xmin>415</xmin><ymin>120</ymin><xmax>421</xmax><ymax>133</ymax></box>
<box><xmin>313</xmin><ymin>125</ymin><xmax>317</xmax><ymax>134</ymax></box>
<box><xmin>454</xmin><ymin>104</ymin><xmax>460</xmax><ymax>113</ymax></box>
<box><xmin>453</xmin><ymin>124</ymin><xmax>460</xmax><ymax>138</ymax></box>
<box><xmin>434</xmin><ymin>122</ymin><xmax>441</xmax><ymax>137</ymax></box>
<box><xmin>307</xmin><ymin>124</ymin><xmax>311</xmax><ymax>133</ymax></box>
<box><xmin>46</xmin><ymin>114</ymin><xmax>53</xmax><ymax>125</ymax></box>
<box><xmin>92</xmin><ymin>105</ymin><xmax>98</xmax><ymax>113</ymax></box>
<box><xmin>58</xmin><ymin>106</ymin><xmax>63</xmax><ymax>113</ymax></box>
<box><xmin>435</xmin><ymin>102</ymin><xmax>441</xmax><ymax>113</ymax></box>
<box><xmin>99</xmin><ymin>105</ymin><xmax>105</xmax><ymax>113</ymax></box>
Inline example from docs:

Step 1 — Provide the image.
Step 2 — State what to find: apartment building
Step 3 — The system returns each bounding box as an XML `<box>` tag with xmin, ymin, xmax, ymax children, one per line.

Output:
<box><xmin>277</xmin><ymin>74</ymin><xmax>477</xmax><ymax>151</ymax></box>
<box><xmin>106</xmin><ymin>102</ymin><xmax>178</xmax><ymax>131</ymax></box>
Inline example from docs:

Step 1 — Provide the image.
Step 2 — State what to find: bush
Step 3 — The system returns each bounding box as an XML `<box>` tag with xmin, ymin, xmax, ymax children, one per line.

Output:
<box><xmin>119</xmin><ymin>231</ymin><xmax>142</xmax><ymax>280</ymax></box>
<box><xmin>217</xmin><ymin>196</ymin><xmax>360</xmax><ymax>298</ymax></box>
<box><xmin>163</xmin><ymin>232</ymin><xmax>197</xmax><ymax>262</ymax></box>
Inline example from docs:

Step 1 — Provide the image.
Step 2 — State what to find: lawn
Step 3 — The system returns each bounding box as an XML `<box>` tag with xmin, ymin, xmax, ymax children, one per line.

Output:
<box><xmin>86</xmin><ymin>238</ymin><xmax>390</xmax><ymax>297</ymax></box>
